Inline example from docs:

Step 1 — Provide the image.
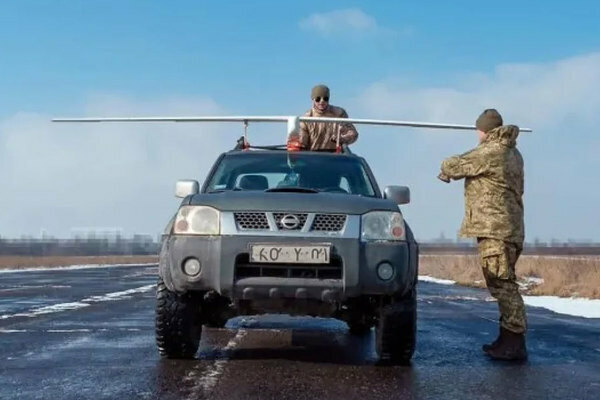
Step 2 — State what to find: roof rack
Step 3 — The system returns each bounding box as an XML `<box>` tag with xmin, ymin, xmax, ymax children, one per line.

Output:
<box><xmin>232</xmin><ymin>137</ymin><xmax>286</xmax><ymax>151</ymax></box>
<box><xmin>231</xmin><ymin>137</ymin><xmax>354</xmax><ymax>154</ymax></box>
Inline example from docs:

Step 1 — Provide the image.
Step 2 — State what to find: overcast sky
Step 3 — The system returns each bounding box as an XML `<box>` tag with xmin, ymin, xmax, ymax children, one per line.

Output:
<box><xmin>1</xmin><ymin>1</ymin><xmax>599</xmax><ymax>241</ymax></box>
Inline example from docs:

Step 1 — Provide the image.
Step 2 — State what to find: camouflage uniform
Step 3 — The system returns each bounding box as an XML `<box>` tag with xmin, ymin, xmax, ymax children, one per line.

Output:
<box><xmin>440</xmin><ymin>125</ymin><xmax>526</xmax><ymax>334</ymax></box>
<box><xmin>298</xmin><ymin>105</ymin><xmax>358</xmax><ymax>151</ymax></box>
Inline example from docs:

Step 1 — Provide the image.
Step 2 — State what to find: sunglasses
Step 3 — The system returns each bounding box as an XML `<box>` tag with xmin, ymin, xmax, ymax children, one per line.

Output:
<box><xmin>314</xmin><ymin>96</ymin><xmax>329</xmax><ymax>102</ymax></box>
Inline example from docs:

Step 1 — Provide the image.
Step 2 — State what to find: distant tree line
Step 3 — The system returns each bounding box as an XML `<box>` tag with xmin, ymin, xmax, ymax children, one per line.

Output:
<box><xmin>1</xmin><ymin>235</ymin><xmax>599</xmax><ymax>256</ymax></box>
<box><xmin>0</xmin><ymin>235</ymin><xmax>160</xmax><ymax>256</ymax></box>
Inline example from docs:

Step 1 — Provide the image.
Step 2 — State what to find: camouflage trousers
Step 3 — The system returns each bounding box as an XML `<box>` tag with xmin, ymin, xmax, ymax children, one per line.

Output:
<box><xmin>478</xmin><ymin>238</ymin><xmax>527</xmax><ymax>334</ymax></box>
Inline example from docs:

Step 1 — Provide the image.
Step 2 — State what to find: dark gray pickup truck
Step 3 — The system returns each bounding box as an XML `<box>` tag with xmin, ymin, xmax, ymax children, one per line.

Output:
<box><xmin>156</xmin><ymin>146</ymin><xmax>419</xmax><ymax>364</ymax></box>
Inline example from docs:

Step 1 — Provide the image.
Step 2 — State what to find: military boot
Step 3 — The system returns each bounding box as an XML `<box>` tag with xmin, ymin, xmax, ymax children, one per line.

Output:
<box><xmin>484</xmin><ymin>327</ymin><xmax>528</xmax><ymax>361</ymax></box>
<box><xmin>482</xmin><ymin>327</ymin><xmax>501</xmax><ymax>353</ymax></box>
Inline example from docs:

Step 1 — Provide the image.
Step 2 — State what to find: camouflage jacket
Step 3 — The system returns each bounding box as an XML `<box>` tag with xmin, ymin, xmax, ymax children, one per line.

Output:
<box><xmin>440</xmin><ymin>125</ymin><xmax>524</xmax><ymax>244</ymax></box>
<box><xmin>298</xmin><ymin>105</ymin><xmax>358</xmax><ymax>151</ymax></box>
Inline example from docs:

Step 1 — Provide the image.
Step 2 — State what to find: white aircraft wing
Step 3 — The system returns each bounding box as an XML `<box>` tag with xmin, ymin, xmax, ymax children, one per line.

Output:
<box><xmin>52</xmin><ymin>115</ymin><xmax>533</xmax><ymax>135</ymax></box>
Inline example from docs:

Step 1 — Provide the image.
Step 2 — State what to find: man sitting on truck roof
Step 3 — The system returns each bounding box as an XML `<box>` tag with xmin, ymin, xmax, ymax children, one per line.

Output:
<box><xmin>291</xmin><ymin>84</ymin><xmax>358</xmax><ymax>151</ymax></box>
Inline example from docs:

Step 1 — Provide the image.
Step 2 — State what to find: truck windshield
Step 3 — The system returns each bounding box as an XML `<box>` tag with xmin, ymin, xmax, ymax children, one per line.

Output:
<box><xmin>206</xmin><ymin>152</ymin><xmax>377</xmax><ymax>197</ymax></box>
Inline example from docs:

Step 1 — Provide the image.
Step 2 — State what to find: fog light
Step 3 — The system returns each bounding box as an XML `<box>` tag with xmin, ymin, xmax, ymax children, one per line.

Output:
<box><xmin>183</xmin><ymin>258</ymin><xmax>201</xmax><ymax>276</ymax></box>
<box><xmin>377</xmin><ymin>262</ymin><xmax>394</xmax><ymax>281</ymax></box>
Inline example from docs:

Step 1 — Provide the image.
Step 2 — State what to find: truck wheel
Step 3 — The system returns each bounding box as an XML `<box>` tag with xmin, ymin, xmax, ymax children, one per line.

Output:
<box><xmin>375</xmin><ymin>291</ymin><xmax>417</xmax><ymax>365</ymax></box>
<box><xmin>155</xmin><ymin>277</ymin><xmax>203</xmax><ymax>359</ymax></box>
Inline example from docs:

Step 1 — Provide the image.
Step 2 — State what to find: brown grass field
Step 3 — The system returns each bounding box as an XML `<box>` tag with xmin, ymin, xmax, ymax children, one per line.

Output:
<box><xmin>0</xmin><ymin>255</ymin><xmax>158</xmax><ymax>269</ymax></box>
<box><xmin>1</xmin><ymin>253</ymin><xmax>598</xmax><ymax>299</ymax></box>
<box><xmin>420</xmin><ymin>255</ymin><xmax>600</xmax><ymax>299</ymax></box>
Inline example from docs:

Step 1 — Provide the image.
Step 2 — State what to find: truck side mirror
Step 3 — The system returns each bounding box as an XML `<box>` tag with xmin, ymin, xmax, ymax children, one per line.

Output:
<box><xmin>384</xmin><ymin>186</ymin><xmax>410</xmax><ymax>205</ymax></box>
<box><xmin>175</xmin><ymin>180</ymin><xmax>199</xmax><ymax>198</ymax></box>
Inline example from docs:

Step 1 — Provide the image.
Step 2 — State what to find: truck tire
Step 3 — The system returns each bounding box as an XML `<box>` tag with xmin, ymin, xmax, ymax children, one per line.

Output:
<box><xmin>375</xmin><ymin>290</ymin><xmax>417</xmax><ymax>365</ymax></box>
<box><xmin>155</xmin><ymin>277</ymin><xmax>202</xmax><ymax>359</ymax></box>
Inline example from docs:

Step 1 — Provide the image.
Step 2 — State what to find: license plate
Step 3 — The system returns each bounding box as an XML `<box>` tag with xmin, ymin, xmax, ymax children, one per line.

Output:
<box><xmin>250</xmin><ymin>244</ymin><xmax>330</xmax><ymax>264</ymax></box>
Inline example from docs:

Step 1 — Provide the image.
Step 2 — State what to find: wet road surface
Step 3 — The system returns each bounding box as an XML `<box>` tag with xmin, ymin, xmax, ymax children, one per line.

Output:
<box><xmin>1</xmin><ymin>265</ymin><xmax>599</xmax><ymax>400</ymax></box>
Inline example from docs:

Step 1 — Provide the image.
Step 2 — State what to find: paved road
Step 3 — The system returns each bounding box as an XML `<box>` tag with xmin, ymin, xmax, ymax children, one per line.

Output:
<box><xmin>1</xmin><ymin>265</ymin><xmax>599</xmax><ymax>400</ymax></box>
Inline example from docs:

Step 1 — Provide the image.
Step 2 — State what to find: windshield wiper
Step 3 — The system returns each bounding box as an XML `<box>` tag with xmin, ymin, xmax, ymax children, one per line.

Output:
<box><xmin>264</xmin><ymin>187</ymin><xmax>319</xmax><ymax>194</ymax></box>
<box><xmin>207</xmin><ymin>188</ymin><xmax>242</xmax><ymax>193</ymax></box>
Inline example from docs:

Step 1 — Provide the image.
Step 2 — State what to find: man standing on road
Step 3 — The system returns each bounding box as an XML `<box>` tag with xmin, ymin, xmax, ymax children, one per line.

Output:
<box><xmin>437</xmin><ymin>109</ymin><xmax>527</xmax><ymax>361</ymax></box>
<box><xmin>291</xmin><ymin>84</ymin><xmax>358</xmax><ymax>151</ymax></box>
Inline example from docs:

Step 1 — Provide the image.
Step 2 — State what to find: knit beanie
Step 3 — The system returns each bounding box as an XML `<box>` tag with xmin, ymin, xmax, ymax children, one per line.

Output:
<box><xmin>475</xmin><ymin>109</ymin><xmax>503</xmax><ymax>132</ymax></box>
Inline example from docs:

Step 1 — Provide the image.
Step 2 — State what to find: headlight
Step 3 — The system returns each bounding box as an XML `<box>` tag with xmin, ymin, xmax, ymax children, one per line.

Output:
<box><xmin>173</xmin><ymin>206</ymin><xmax>220</xmax><ymax>235</ymax></box>
<box><xmin>361</xmin><ymin>211</ymin><xmax>406</xmax><ymax>241</ymax></box>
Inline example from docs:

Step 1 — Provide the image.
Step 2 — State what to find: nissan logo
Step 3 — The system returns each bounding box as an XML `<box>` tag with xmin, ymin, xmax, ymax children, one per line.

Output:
<box><xmin>280</xmin><ymin>214</ymin><xmax>301</xmax><ymax>230</ymax></box>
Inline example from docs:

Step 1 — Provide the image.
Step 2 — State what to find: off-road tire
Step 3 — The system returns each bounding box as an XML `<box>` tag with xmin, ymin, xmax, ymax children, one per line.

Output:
<box><xmin>375</xmin><ymin>290</ymin><xmax>417</xmax><ymax>365</ymax></box>
<box><xmin>155</xmin><ymin>277</ymin><xmax>202</xmax><ymax>359</ymax></box>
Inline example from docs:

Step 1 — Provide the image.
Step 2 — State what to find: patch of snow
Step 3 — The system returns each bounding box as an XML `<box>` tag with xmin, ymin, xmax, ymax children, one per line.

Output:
<box><xmin>81</xmin><ymin>284</ymin><xmax>155</xmax><ymax>302</ymax></box>
<box><xmin>418</xmin><ymin>275</ymin><xmax>456</xmax><ymax>285</ymax></box>
<box><xmin>0</xmin><ymin>329</ymin><xmax>29</xmax><ymax>333</ymax></box>
<box><xmin>0</xmin><ymin>284</ymin><xmax>155</xmax><ymax>321</ymax></box>
<box><xmin>0</xmin><ymin>302</ymin><xmax>90</xmax><ymax>320</ymax></box>
<box><xmin>526</xmin><ymin>277</ymin><xmax>544</xmax><ymax>285</ymax></box>
<box><xmin>46</xmin><ymin>329</ymin><xmax>92</xmax><ymax>333</ymax></box>
<box><xmin>189</xmin><ymin>329</ymin><xmax>247</xmax><ymax>396</ymax></box>
<box><xmin>0</xmin><ymin>284</ymin><xmax>72</xmax><ymax>292</ymax></box>
<box><xmin>524</xmin><ymin>296</ymin><xmax>600</xmax><ymax>318</ymax></box>
<box><xmin>0</xmin><ymin>263</ymin><xmax>157</xmax><ymax>273</ymax></box>
<box><xmin>450</xmin><ymin>296</ymin><xmax>479</xmax><ymax>301</ymax></box>
<box><xmin>518</xmin><ymin>276</ymin><xmax>545</xmax><ymax>290</ymax></box>
<box><xmin>420</xmin><ymin>295</ymin><xmax>480</xmax><ymax>301</ymax></box>
<box><xmin>239</xmin><ymin>317</ymin><xmax>259</xmax><ymax>328</ymax></box>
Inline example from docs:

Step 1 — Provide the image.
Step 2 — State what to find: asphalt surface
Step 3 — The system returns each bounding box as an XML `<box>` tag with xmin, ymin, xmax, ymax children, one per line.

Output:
<box><xmin>1</xmin><ymin>265</ymin><xmax>599</xmax><ymax>400</ymax></box>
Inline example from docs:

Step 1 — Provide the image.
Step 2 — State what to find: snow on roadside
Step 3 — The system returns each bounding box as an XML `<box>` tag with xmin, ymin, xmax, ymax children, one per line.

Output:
<box><xmin>420</xmin><ymin>275</ymin><xmax>600</xmax><ymax>319</ymax></box>
<box><xmin>518</xmin><ymin>276</ymin><xmax>544</xmax><ymax>290</ymax></box>
<box><xmin>523</xmin><ymin>296</ymin><xmax>600</xmax><ymax>319</ymax></box>
<box><xmin>0</xmin><ymin>263</ymin><xmax>157</xmax><ymax>273</ymax></box>
<box><xmin>418</xmin><ymin>275</ymin><xmax>456</xmax><ymax>285</ymax></box>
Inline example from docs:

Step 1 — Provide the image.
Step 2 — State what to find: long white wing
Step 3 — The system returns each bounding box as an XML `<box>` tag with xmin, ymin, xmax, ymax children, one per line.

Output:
<box><xmin>52</xmin><ymin>115</ymin><xmax>533</xmax><ymax>133</ymax></box>
<box><xmin>52</xmin><ymin>116</ymin><xmax>290</xmax><ymax>123</ymax></box>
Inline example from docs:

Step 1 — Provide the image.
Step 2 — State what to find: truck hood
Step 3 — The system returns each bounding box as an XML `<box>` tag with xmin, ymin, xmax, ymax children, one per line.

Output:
<box><xmin>187</xmin><ymin>191</ymin><xmax>399</xmax><ymax>214</ymax></box>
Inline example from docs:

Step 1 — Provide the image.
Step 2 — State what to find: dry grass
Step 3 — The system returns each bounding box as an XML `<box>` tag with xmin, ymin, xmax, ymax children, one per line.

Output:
<box><xmin>3</xmin><ymin>253</ymin><xmax>598</xmax><ymax>299</ymax></box>
<box><xmin>420</xmin><ymin>255</ymin><xmax>600</xmax><ymax>299</ymax></box>
<box><xmin>0</xmin><ymin>255</ymin><xmax>158</xmax><ymax>270</ymax></box>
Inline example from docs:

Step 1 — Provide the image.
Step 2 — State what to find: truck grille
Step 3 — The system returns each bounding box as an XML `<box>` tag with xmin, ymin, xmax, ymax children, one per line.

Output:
<box><xmin>234</xmin><ymin>212</ymin><xmax>270</xmax><ymax>230</ymax></box>
<box><xmin>234</xmin><ymin>254</ymin><xmax>343</xmax><ymax>280</ymax></box>
<box><xmin>233</xmin><ymin>212</ymin><xmax>347</xmax><ymax>233</ymax></box>
<box><xmin>310</xmin><ymin>214</ymin><xmax>346</xmax><ymax>232</ymax></box>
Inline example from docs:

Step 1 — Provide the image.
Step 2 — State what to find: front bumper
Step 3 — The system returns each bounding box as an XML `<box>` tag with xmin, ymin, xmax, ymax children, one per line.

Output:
<box><xmin>159</xmin><ymin>235</ymin><xmax>418</xmax><ymax>301</ymax></box>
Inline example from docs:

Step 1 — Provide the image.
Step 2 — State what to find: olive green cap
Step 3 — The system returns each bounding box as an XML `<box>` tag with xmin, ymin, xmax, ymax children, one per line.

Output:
<box><xmin>311</xmin><ymin>84</ymin><xmax>330</xmax><ymax>99</ymax></box>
